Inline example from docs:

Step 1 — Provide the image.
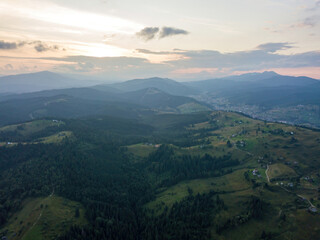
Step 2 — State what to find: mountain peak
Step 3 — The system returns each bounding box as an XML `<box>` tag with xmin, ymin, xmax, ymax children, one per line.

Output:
<box><xmin>111</xmin><ymin>77</ymin><xmax>197</xmax><ymax>96</ymax></box>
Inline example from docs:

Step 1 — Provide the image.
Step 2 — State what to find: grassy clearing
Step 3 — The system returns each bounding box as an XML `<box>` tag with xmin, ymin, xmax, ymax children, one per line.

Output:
<box><xmin>0</xmin><ymin>142</ymin><xmax>18</xmax><ymax>147</ymax></box>
<box><xmin>177</xmin><ymin>102</ymin><xmax>210</xmax><ymax>114</ymax></box>
<box><xmin>36</xmin><ymin>131</ymin><xmax>73</xmax><ymax>144</ymax></box>
<box><xmin>268</xmin><ymin>163</ymin><xmax>297</xmax><ymax>180</ymax></box>
<box><xmin>0</xmin><ymin>131</ymin><xmax>73</xmax><ymax>147</ymax></box>
<box><xmin>146</xmin><ymin>169</ymin><xmax>251</xmax><ymax>213</ymax></box>
<box><xmin>0</xmin><ymin>120</ymin><xmax>64</xmax><ymax>137</ymax></box>
<box><xmin>127</xmin><ymin>143</ymin><xmax>158</xmax><ymax>158</ymax></box>
<box><xmin>22</xmin><ymin>225</ymin><xmax>43</xmax><ymax>240</ymax></box>
<box><xmin>1</xmin><ymin>195</ymin><xmax>86</xmax><ymax>240</ymax></box>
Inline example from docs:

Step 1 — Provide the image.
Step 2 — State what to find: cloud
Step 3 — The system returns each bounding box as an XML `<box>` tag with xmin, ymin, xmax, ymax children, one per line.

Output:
<box><xmin>290</xmin><ymin>16</ymin><xmax>319</xmax><ymax>28</ymax></box>
<box><xmin>302</xmin><ymin>16</ymin><xmax>318</xmax><ymax>27</ymax></box>
<box><xmin>46</xmin><ymin>55</ymin><xmax>163</xmax><ymax>72</ymax></box>
<box><xmin>166</xmin><ymin>47</ymin><xmax>320</xmax><ymax>72</ymax></box>
<box><xmin>0</xmin><ymin>40</ymin><xmax>17</xmax><ymax>50</ymax></box>
<box><xmin>136</xmin><ymin>27</ymin><xmax>189</xmax><ymax>41</ymax></box>
<box><xmin>38</xmin><ymin>43</ymin><xmax>320</xmax><ymax>80</ymax></box>
<box><xmin>136</xmin><ymin>27</ymin><xmax>160</xmax><ymax>41</ymax></box>
<box><xmin>257</xmin><ymin>42</ymin><xmax>293</xmax><ymax>52</ymax></box>
<box><xmin>33</xmin><ymin>42</ymin><xmax>60</xmax><ymax>52</ymax></box>
<box><xmin>0</xmin><ymin>39</ymin><xmax>62</xmax><ymax>52</ymax></box>
<box><xmin>307</xmin><ymin>1</ymin><xmax>320</xmax><ymax>11</ymax></box>
<box><xmin>0</xmin><ymin>40</ymin><xmax>26</xmax><ymax>50</ymax></box>
<box><xmin>136</xmin><ymin>49</ymin><xmax>180</xmax><ymax>55</ymax></box>
<box><xmin>34</xmin><ymin>43</ymin><xmax>49</xmax><ymax>52</ymax></box>
<box><xmin>159</xmin><ymin>27</ymin><xmax>189</xmax><ymax>38</ymax></box>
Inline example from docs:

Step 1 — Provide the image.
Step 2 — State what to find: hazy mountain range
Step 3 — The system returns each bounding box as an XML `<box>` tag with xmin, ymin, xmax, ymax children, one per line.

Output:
<box><xmin>0</xmin><ymin>70</ymin><xmax>319</xmax><ymax>127</ymax></box>
<box><xmin>0</xmin><ymin>71</ymin><xmax>99</xmax><ymax>94</ymax></box>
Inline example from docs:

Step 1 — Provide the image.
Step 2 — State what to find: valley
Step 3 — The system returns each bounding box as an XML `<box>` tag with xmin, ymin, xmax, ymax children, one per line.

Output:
<box><xmin>0</xmin><ymin>71</ymin><xmax>320</xmax><ymax>239</ymax></box>
<box><xmin>1</xmin><ymin>110</ymin><xmax>319</xmax><ymax>239</ymax></box>
<box><xmin>2</xmin><ymin>0</ymin><xmax>319</xmax><ymax>238</ymax></box>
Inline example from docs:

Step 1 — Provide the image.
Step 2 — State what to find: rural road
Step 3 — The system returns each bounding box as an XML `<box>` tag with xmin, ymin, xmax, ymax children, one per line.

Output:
<box><xmin>265</xmin><ymin>165</ymin><xmax>316</xmax><ymax>210</ymax></box>
<box><xmin>265</xmin><ymin>164</ymin><xmax>270</xmax><ymax>183</ymax></box>
<box><xmin>280</xmin><ymin>186</ymin><xmax>316</xmax><ymax>209</ymax></box>
<box><xmin>30</xmin><ymin>189</ymin><xmax>54</xmax><ymax>229</ymax></box>
<box><xmin>297</xmin><ymin>194</ymin><xmax>316</xmax><ymax>208</ymax></box>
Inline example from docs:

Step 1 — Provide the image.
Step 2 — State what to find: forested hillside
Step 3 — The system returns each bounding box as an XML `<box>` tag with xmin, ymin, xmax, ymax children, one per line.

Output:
<box><xmin>1</xmin><ymin>111</ymin><xmax>320</xmax><ymax>240</ymax></box>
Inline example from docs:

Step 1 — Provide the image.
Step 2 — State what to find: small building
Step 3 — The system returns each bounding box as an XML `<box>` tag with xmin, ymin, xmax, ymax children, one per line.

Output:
<box><xmin>308</xmin><ymin>206</ymin><xmax>318</xmax><ymax>214</ymax></box>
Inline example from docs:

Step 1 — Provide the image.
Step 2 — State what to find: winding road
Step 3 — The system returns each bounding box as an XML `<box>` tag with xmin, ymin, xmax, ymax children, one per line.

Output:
<box><xmin>265</xmin><ymin>164</ymin><xmax>270</xmax><ymax>183</ymax></box>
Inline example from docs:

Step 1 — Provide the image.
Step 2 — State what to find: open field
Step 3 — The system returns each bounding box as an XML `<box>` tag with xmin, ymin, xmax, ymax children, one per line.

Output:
<box><xmin>127</xmin><ymin>143</ymin><xmax>158</xmax><ymax>158</ymax></box>
<box><xmin>36</xmin><ymin>131</ymin><xmax>73</xmax><ymax>144</ymax></box>
<box><xmin>177</xmin><ymin>102</ymin><xmax>210</xmax><ymax>114</ymax></box>
<box><xmin>1</xmin><ymin>195</ymin><xmax>86</xmax><ymax>240</ymax></box>
<box><xmin>146</xmin><ymin>169</ymin><xmax>251</xmax><ymax>212</ymax></box>
<box><xmin>0</xmin><ymin>120</ymin><xmax>64</xmax><ymax>137</ymax></box>
<box><xmin>268</xmin><ymin>163</ymin><xmax>297</xmax><ymax>180</ymax></box>
<box><xmin>0</xmin><ymin>131</ymin><xmax>73</xmax><ymax>147</ymax></box>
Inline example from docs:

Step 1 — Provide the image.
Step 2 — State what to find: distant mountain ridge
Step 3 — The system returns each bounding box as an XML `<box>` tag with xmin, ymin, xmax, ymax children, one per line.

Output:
<box><xmin>109</xmin><ymin>77</ymin><xmax>198</xmax><ymax>96</ymax></box>
<box><xmin>1</xmin><ymin>70</ymin><xmax>320</xmax><ymax>127</ymax></box>
<box><xmin>0</xmin><ymin>85</ymin><xmax>209</xmax><ymax>126</ymax></box>
<box><xmin>0</xmin><ymin>71</ymin><xmax>97</xmax><ymax>94</ymax></box>
<box><xmin>121</xmin><ymin>87</ymin><xmax>209</xmax><ymax>111</ymax></box>
<box><xmin>184</xmin><ymin>71</ymin><xmax>320</xmax><ymax>92</ymax></box>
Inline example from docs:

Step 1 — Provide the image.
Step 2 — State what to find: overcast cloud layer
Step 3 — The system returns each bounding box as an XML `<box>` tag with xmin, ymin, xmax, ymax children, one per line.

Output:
<box><xmin>0</xmin><ymin>0</ymin><xmax>319</xmax><ymax>79</ymax></box>
<box><xmin>32</xmin><ymin>42</ymin><xmax>319</xmax><ymax>80</ymax></box>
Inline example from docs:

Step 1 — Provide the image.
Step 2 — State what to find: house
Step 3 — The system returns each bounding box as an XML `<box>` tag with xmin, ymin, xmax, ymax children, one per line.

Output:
<box><xmin>252</xmin><ymin>169</ymin><xmax>259</xmax><ymax>176</ymax></box>
<box><xmin>7</xmin><ymin>142</ymin><xmax>12</xmax><ymax>145</ymax></box>
<box><xmin>308</xmin><ymin>206</ymin><xmax>318</xmax><ymax>214</ymax></box>
<box><xmin>288</xmin><ymin>183</ymin><xmax>294</xmax><ymax>188</ymax></box>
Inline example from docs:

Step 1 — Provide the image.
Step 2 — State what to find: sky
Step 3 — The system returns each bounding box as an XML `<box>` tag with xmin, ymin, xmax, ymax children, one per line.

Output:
<box><xmin>0</xmin><ymin>0</ymin><xmax>319</xmax><ymax>81</ymax></box>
